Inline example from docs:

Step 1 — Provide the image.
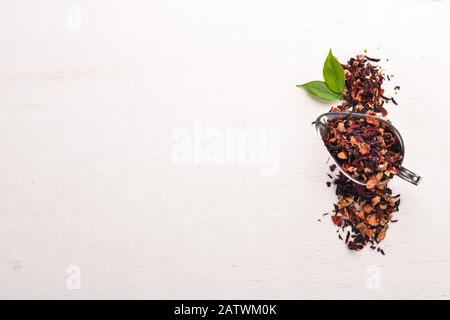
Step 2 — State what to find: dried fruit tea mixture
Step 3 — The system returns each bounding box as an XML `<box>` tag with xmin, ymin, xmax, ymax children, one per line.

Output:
<box><xmin>327</xmin><ymin>54</ymin><xmax>400</xmax><ymax>254</ymax></box>
<box><xmin>322</xmin><ymin>116</ymin><xmax>403</xmax><ymax>188</ymax></box>
<box><xmin>298</xmin><ymin>51</ymin><xmax>404</xmax><ymax>254</ymax></box>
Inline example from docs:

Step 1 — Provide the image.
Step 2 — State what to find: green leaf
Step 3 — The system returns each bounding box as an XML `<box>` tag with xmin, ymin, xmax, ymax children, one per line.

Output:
<box><xmin>323</xmin><ymin>49</ymin><xmax>345</xmax><ymax>94</ymax></box>
<box><xmin>297</xmin><ymin>81</ymin><xmax>342</xmax><ymax>101</ymax></box>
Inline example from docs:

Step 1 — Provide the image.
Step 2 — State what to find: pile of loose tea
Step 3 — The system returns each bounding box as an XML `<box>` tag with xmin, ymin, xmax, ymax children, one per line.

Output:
<box><xmin>325</xmin><ymin>54</ymin><xmax>401</xmax><ymax>254</ymax></box>
<box><xmin>322</xmin><ymin>116</ymin><xmax>403</xmax><ymax>189</ymax></box>
<box><xmin>332</xmin><ymin>54</ymin><xmax>397</xmax><ymax>116</ymax></box>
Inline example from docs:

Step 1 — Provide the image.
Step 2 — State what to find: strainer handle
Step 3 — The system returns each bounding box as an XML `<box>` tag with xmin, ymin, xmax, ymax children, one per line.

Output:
<box><xmin>397</xmin><ymin>166</ymin><xmax>422</xmax><ymax>185</ymax></box>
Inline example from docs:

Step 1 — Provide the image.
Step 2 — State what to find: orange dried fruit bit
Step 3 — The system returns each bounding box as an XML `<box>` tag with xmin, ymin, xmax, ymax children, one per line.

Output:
<box><xmin>371</xmin><ymin>196</ymin><xmax>381</xmax><ymax>206</ymax></box>
<box><xmin>377</xmin><ymin>228</ymin><xmax>387</xmax><ymax>242</ymax></box>
<box><xmin>366</xmin><ymin>117</ymin><xmax>379</xmax><ymax>126</ymax></box>
<box><xmin>366</xmin><ymin>175</ymin><xmax>378</xmax><ymax>189</ymax></box>
<box><xmin>342</xmin><ymin>196</ymin><xmax>354</xmax><ymax>207</ymax></box>
<box><xmin>377</xmin><ymin>182</ymin><xmax>387</xmax><ymax>190</ymax></box>
<box><xmin>389</xmin><ymin>167</ymin><xmax>398</xmax><ymax>175</ymax></box>
<box><xmin>337</xmin><ymin>151</ymin><xmax>347</xmax><ymax>159</ymax></box>
<box><xmin>367</xmin><ymin>214</ymin><xmax>378</xmax><ymax>226</ymax></box>
<box><xmin>358</xmin><ymin>143</ymin><xmax>371</xmax><ymax>154</ymax></box>
<box><xmin>366</xmin><ymin>229</ymin><xmax>376</xmax><ymax>240</ymax></box>
<box><xmin>357</xmin><ymin>223</ymin><xmax>368</xmax><ymax>235</ymax></box>
<box><xmin>357</xmin><ymin>210</ymin><xmax>366</xmax><ymax>219</ymax></box>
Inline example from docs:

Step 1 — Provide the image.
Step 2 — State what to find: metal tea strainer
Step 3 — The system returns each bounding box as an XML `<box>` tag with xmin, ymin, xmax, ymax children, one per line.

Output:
<box><xmin>315</xmin><ymin>112</ymin><xmax>422</xmax><ymax>186</ymax></box>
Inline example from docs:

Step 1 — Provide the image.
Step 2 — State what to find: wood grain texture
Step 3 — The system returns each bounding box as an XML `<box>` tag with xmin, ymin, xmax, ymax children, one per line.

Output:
<box><xmin>0</xmin><ymin>0</ymin><xmax>449</xmax><ymax>299</ymax></box>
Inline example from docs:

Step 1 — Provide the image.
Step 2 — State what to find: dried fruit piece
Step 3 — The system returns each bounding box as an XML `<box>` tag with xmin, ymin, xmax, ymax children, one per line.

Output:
<box><xmin>331</xmin><ymin>215</ymin><xmax>344</xmax><ymax>226</ymax></box>
<box><xmin>367</xmin><ymin>214</ymin><xmax>378</xmax><ymax>226</ymax></box>
<box><xmin>366</xmin><ymin>117</ymin><xmax>379</xmax><ymax>126</ymax></box>
<box><xmin>366</xmin><ymin>175</ymin><xmax>379</xmax><ymax>189</ymax></box>
<box><xmin>358</xmin><ymin>143</ymin><xmax>371</xmax><ymax>154</ymax></box>
<box><xmin>371</xmin><ymin>196</ymin><xmax>381</xmax><ymax>206</ymax></box>
<box><xmin>337</xmin><ymin>151</ymin><xmax>347</xmax><ymax>159</ymax></box>
<box><xmin>377</xmin><ymin>228</ymin><xmax>387</xmax><ymax>242</ymax></box>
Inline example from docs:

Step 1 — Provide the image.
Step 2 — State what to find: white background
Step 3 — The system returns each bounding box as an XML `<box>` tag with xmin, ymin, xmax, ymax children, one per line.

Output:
<box><xmin>1</xmin><ymin>0</ymin><xmax>449</xmax><ymax>299</ymax></box>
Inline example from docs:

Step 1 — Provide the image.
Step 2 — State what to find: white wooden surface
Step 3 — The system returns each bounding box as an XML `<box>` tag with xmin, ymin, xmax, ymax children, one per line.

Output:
<box><xmin>1</xmin><ymin>0</ymin><xmax>450</xmax><ymax>299</ymax></box>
